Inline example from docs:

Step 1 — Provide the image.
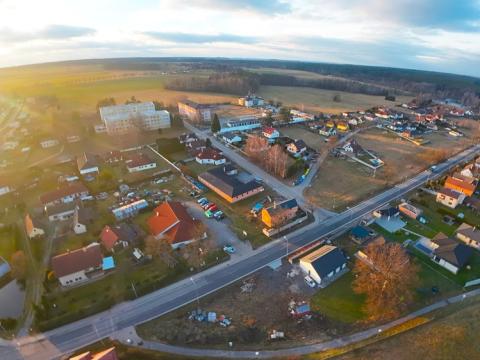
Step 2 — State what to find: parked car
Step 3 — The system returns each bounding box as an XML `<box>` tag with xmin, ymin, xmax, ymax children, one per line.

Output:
<box><xmin>205</xmin><ymin>210</ymin><xmax>214</xmax><ymax>218</ymax></box>
<box><xmin>201</xmin><ymin>202</ymin><xmax>212</xmax><ymax>209</ymax></box>
<box><xmin>207</xmin><ymin>205</ymin><xmax>218</xmax><ymax>212</ymax></box>
<box><xmin>223</xmin><ymin>245</ymin><xmax>235</xmax><ymax>254</ymax></box>
<box><xmin>304</xmin><ymin>275</ymin><xmax>317</xmax><ymax>288</ymax></box>
<box><xmin>197</xmin><ymin>197</ymin><xmax>208</xmax><ymax>204</ymax></box>
<box><xmin>213</xmin><ymin>210</ymin><xmax>224</xmax><ymax>219</ymax></box>
<box><xmin>205</xmin><ymin>203</ymin><xmax>217</xmax><ymax>211</ymax></box>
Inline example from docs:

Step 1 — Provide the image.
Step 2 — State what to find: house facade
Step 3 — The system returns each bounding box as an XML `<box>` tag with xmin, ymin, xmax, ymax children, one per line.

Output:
<box><xmin>77</xmin><ymin>153</ymin><xmax>99</xmax><ymax>176</ymax></box>
<box><xmin>261</xmin><ymin>199</ymin><xmax>298</xmax><ymax>228</ymax></box>
<box><xmin>436</xmin><ymin>187</ymin><xmax>465</xmax><ymax>209</ymax></box>
<box><xmin>299</xmin><ymin>245</ymin><xmax>347</xmax><ymax>285</ymax></box>
<box><xmin>456</xmin><ymin>223</ymin><xmax>480</xmax><ymax>250</ymax></box>
<box><xmin>287</xmin><ymin>140</ymin><xmax>307</xmax><ymax>156</ymax></box>
<box><xmin>40</xmin><ymin>183</ymin><xmax>90</xmax><ymax>207</ymax></box>
<box><xmin>195</xmin><ymin>148</ymin><xmax>226</xmax><ymax>165</ymax></box>
<box><xmin>51</xmin><ymin>243</ymin><xmax>103</xmax><ymax>287</ymax></box>
<box><xmin>125</xmin><ymin>154</ymin><xmax>157</xmax><ymax>173</ymax></box>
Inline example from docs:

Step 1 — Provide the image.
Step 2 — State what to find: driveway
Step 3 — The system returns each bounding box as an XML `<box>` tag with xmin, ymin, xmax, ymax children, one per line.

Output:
<box><xmin>185</xmin><ymin>201</ymin><xmax>254</xmax><ymax>259</ymax></box>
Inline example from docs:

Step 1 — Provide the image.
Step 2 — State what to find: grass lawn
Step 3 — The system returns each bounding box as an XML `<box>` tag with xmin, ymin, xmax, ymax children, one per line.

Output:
<box><xmin>280</xmin><ymin>127</ymin><xmax>328</xmax><ymax>152</ymax></box>
<box><xmin>310</xmin><ymin>272</ymin><xmax>366</xmax><ymax>323</ymax></box>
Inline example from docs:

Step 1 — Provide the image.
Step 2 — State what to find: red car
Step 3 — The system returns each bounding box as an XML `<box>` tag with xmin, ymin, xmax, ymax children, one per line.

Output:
<box><xmin>206</xmin><ymin>204</ymin><xmax>218</xmax><ymax>212</ymax></box>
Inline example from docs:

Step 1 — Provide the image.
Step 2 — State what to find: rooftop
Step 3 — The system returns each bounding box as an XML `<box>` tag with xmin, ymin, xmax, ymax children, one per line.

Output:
<box><xmin>51</xmin><ymin>243</ymin><xmax>103</xmax><ymax>278</ymax></box>
<box><xmin>199</xmin><ymin>167</ymin><xmax>263</xmax><ymax>198</ymax></box>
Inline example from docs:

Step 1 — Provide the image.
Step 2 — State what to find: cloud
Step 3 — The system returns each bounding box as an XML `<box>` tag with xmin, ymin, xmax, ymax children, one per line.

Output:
<box><xmin>38</xmin><ymin>24</ymin><xmax>95</xmax><ymax>39</ymax></box>
<box><xmin>337</xmin><ymin>0</ymin><xmax>480</xmax><ymax>32</ymax></box>
<box><xmin>177</xmin><ymin>0</ymin><xmax>291</xmax><ymax>14</ymax></box>
<box><xmin>0</xmin><ymin>24</ymin><xmax>95</xmax><ymax>43</ymax></box>
<box><xmin>144</xmin><ymin>31</ymin><xmax>259</xmax><ymax>44</ymax></box>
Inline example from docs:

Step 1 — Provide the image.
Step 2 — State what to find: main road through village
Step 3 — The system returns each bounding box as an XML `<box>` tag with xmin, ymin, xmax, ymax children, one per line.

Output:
<box><xmin>1</xmin><ymin>143</ymin><xmax>479</xmax><ymax>360</ymax></box>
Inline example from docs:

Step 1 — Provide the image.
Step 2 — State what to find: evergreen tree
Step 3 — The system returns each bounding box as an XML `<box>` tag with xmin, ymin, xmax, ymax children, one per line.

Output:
<box><xmin>211</xmin><ymin>114</ymin><xmax>221</xmax><ymax>133</ymax></box>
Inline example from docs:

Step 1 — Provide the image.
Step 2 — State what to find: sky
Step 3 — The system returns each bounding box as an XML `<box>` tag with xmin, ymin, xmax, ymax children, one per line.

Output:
<box><xmin>0</xmin><ymin>0</ymin><xmax>479</xmax><ymax>77</ymax></box>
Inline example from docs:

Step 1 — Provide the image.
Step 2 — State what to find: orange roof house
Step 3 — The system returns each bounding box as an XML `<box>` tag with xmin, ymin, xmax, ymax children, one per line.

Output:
<box><xmin>444</xmin><ymin>176</ymin><xmax>476</xmax><ymax>197</ymax></box>
<box><xmin>148</xmin><ymin>201</ymin><xmax>203</xmax><ymax>248</ymax></box>
<box><xmin>70</xmin><ymin>347</ymin><xmax>118</xmax><ymax>360</ymax></box>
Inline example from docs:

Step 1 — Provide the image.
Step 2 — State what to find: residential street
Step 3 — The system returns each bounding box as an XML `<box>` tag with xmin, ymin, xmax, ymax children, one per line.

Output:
<box><xmin>0</xmin><ymin>143</ymin><xmax>477</xmax><ymax>360</ymax></box>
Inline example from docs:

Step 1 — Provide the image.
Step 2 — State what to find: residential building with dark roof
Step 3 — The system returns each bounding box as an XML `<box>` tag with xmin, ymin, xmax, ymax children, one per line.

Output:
<box><xmin>287</xmin><ymin>139</ymin><xmax>307</xmax><ymax>156</ymax></box>
<box><xmin>198</xmin><ymin>167</ymin><xmax>264</xmax><ymax>203</ymax></box>
<box><xmin>436</xmin><ymin>187</ymin><xmax>466</xmax><ymax>209</ymax></box>
<box><xmin>299</xmin><ymin>245</ymin><xmax>347</xmax><ymax>285</ymax></box>
<box><xmin>40</xmin><ymin>183</ymin><xmax>89</xmax><ymax>207</ymax></box>
<box><xmin>456</xmin><ymin>223</ymin><xmax>480</xmax><ymax>250</ymax></box>
<box><xmin>125</xmin><ymin>154</ymin><xmax>156</xmax><ymax>173</ymax></box>
<box><xmin>431</xmin><ymin>233</ymin><xmax>473</xmax><ymax>274</ymax></box>
<box><xmin>100</xmin><ymin>223</ymin><xmax>142</xmax><ymax>251</ymax></box>
<box><xmin>51</xmin><ymin>243</ymin><xmax>103</xmax><ymax>287</ymax></box>
<box><xmin>45</xmin><ymin>202</ymin><xmax>77</xmax><ymax>222</ymax></box>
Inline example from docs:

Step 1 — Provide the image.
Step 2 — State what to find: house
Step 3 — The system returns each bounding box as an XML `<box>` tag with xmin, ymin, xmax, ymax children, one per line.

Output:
<box><xmin>350</xmin><ymin>225</ymin><xmax>374</xmax><ymax>244</ymax></box>
<box><xmin>178</xmin><ymin>133</ymin><xmax>198</xmax><ymax>144</ymax></box>
<box><xmin>25</xmin><ymin>213</ymin><xmax>45</xmax><ymax>238</ymax></box>
<box><xmin>374</xmin><ymin>108</ymin><xmax>389</xmax><ymax>119</ymax></box>
<box><xmin>436</xmin><ymin>187</ymin><xmax>465</xmax><ymax>209</ymax></box>
<box><xmin>342</xmin><ymin>139</ymin><xmax>364</xmax><ymax>156</ymax></box>
<box><xmin>290</xmin><ymin>109</ymin><xmax>315</xmax><ymax>123</ymax></box>
<box><xmin>262</xmin><ymin>127</ymin><xmax>280</xmax><ymax>140</ymax></box>
<box><xmin>398</xmin><ymin>202</ymin><xmax>423</xmax><ymax>220</ymax></box>
<box><xmin>103</xmin><ymin>150</ymin><xmax>123</xmax><ymax>164</ymax></box>
<box><xmin>40</xmin><ymin>183</ymin><xmax>89</xmax><ymax>207</ymax></box>
<box><xmin>51</xmin><ymin>243</ymin><xmax>103</xmax><ymax>287</ymax></box>
<box><xmin>261</xmin><ymin>198</ymin><xmax>299</xmax><ymax>228</ymax></box>
<box><xmin>221</xmin><ymin>133</ymin><xmax>242</xmax><ymax>144</ymax></box>
<box><xmin>319</xmin><ymin>126</ymin><xmax>336</xmax><ymax>137</ymax></box>
<box><xmin>299</xmin><ymin>245</ymin><xmax>347</xmax><ymax>285</ymax></box>
<box><xmin>287</xmin><ymin>140</ymin><xmax>307</xmax><ymax>156</ymax></box>
<box><xmin>77</xmin><ymin>152</ymin><xmax>99</xmax><ymax>176</ymax></box>
<box><xmin>198</xmin><ymin>166</ymin><xmax>264</xmax><ymax>203</ymax></box>
<box><xmin>186</xmin><ymin>139</ymin><xmax>207</xmax><ymax>155</ymax></box>
<box><xmin>46</xmin><ymin>202</ymin><xmax>77</xmax><ymax>222</ymax></box>
<box><xmin>195</xmin><ymin>148</ymin><xmax>226</xmax><ymax>165</ymax></box>
<box><xmin>373</xmin><ymin>206</ymin><xmax>400</xmax><ymax>220</ymax></box>
<box><xmin>40</xmin><ymin>139</ymin><xmax>59</xmax><ymax>148</ymax></box>
<box><xmin>70</xmin><ymin>347</ymin><xmax>119</xmax><ymax>360</ymax></box>
<box><xmin>73</xmin><ymin>205</ymin><xmax>95</xmax><ymax>235</ymax></box>
<box><xmin>238</xmin><ymin>95</ymin><xmax>264</xmax><ymax>107</ymax></box>
<box><xmin>431</xmin><ymin>233</ymin><xmax>472</xmax><ymax>274</ymax></box>
<box><xmin>444</xmin><ymin>176</ymin><xmax>476</xmax><ymax>197</ymax></box>
<box><xmin>125</xmin><ymin>154</ymin><xmax>156</xmax><ymax>173</ymax></box>
<box><xmin>100</xmin><ymin>223</ymin><xmax>142</xmax><ymax>251</ymax></box>
<box><xmin>456</xmin><ymin>223</ymin><xmax>480</xmax><ymax>250</ymax></box>
<box><xmin>112</xmin><ymin>199</ymin><xmax>149</xmax><ymax>220</ymax></box>
<box><xmin>148</xmin><ymin>201</ymin><xmax>204</xmax><ymax>249</ymax></box>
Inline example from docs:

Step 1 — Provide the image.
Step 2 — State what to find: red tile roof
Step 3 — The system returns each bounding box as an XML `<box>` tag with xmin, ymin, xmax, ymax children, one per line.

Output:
<box><xmin>263</xmin><ymin>127</ymin><xmax>277</xmax><ymax>135</ymax></box>
<box><xmin>126</xmin><ymin>154</ymin><xmax>155</xmax><ymax>169</ymax></box>
<box><xmin>445</xmin><ymin>176</ymin><xmax>476</xmax><ymax>196</ymax></box>
<box><xmin>148</xmin><ymin>201</ymin><xmax>199</xmax><ymax>244</ymax></box>
<box><xmin>51</xmin><ymin>243</ymin><xmax>103</xmax><ymax>278</ymax></box>
<box><xmin>40</xmin><ymin>183</ymin><xmax>89</xmax><ymax>205</ymax></box>
<box><xmin>100</xmin><ymin>226</ymin><xmax>120</xmax><ymax>251</ymax></box>
<box><xmin>195</xmin><ymin>148</ymin><xmax>225</xmax><ymax>161</ymax></box>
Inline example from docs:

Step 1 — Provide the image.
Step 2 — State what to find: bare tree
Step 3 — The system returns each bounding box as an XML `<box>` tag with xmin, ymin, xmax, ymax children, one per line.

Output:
<box><xmin>353</xmin><ymin>239</ymin><xmax>419</xmax><ymax>322</ymax></box>
<box><xmin>244</xmin><ymin>135</ymin><xmax>269</xmax><ymax>164</ymax></box>
<box><xmin>145</xmin><ymin>235</ymin><xmax>177</xmax><ymax>268</ymax></box>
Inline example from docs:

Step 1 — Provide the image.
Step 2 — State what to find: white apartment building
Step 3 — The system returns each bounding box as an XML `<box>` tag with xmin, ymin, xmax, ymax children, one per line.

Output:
<box><xmin>99</xmin><ymin>102</ymin><xmax>171</xmax><ymax>135</ymax></box>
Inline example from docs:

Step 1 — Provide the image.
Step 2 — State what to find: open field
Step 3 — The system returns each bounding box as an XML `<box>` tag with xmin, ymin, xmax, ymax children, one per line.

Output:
<box><xmin>305</xmin><ymin>127</ymin><xmax>473</xmax><ymax>210</ymax></box>
<box><xmin>325</xmin><ymin>298</ymin><xmax>480</xmax><ymax>360</ymax></box>
<box><xmin>305</xmin><ymin>156</ymin><xmax>386</xmax><ymax>210</ymax></box>
<box><xmin>257</xmin><ymin>86</ymin><xmax>411</xmax><ymax>114</ymax></box>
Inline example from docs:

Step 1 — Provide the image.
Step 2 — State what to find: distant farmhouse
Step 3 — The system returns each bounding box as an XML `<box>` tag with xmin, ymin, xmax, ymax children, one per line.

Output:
<box><xmin>99</xmin><ymin>102</ymin><xmax>170</xmax><ymax>135</ymax></box>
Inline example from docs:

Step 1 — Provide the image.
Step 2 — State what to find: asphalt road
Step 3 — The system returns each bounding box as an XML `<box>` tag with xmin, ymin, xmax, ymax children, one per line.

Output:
<box><xmin>3</xmin><ymin>143</ymin><xmax>479</xmax><ymax>360</ymax></box>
